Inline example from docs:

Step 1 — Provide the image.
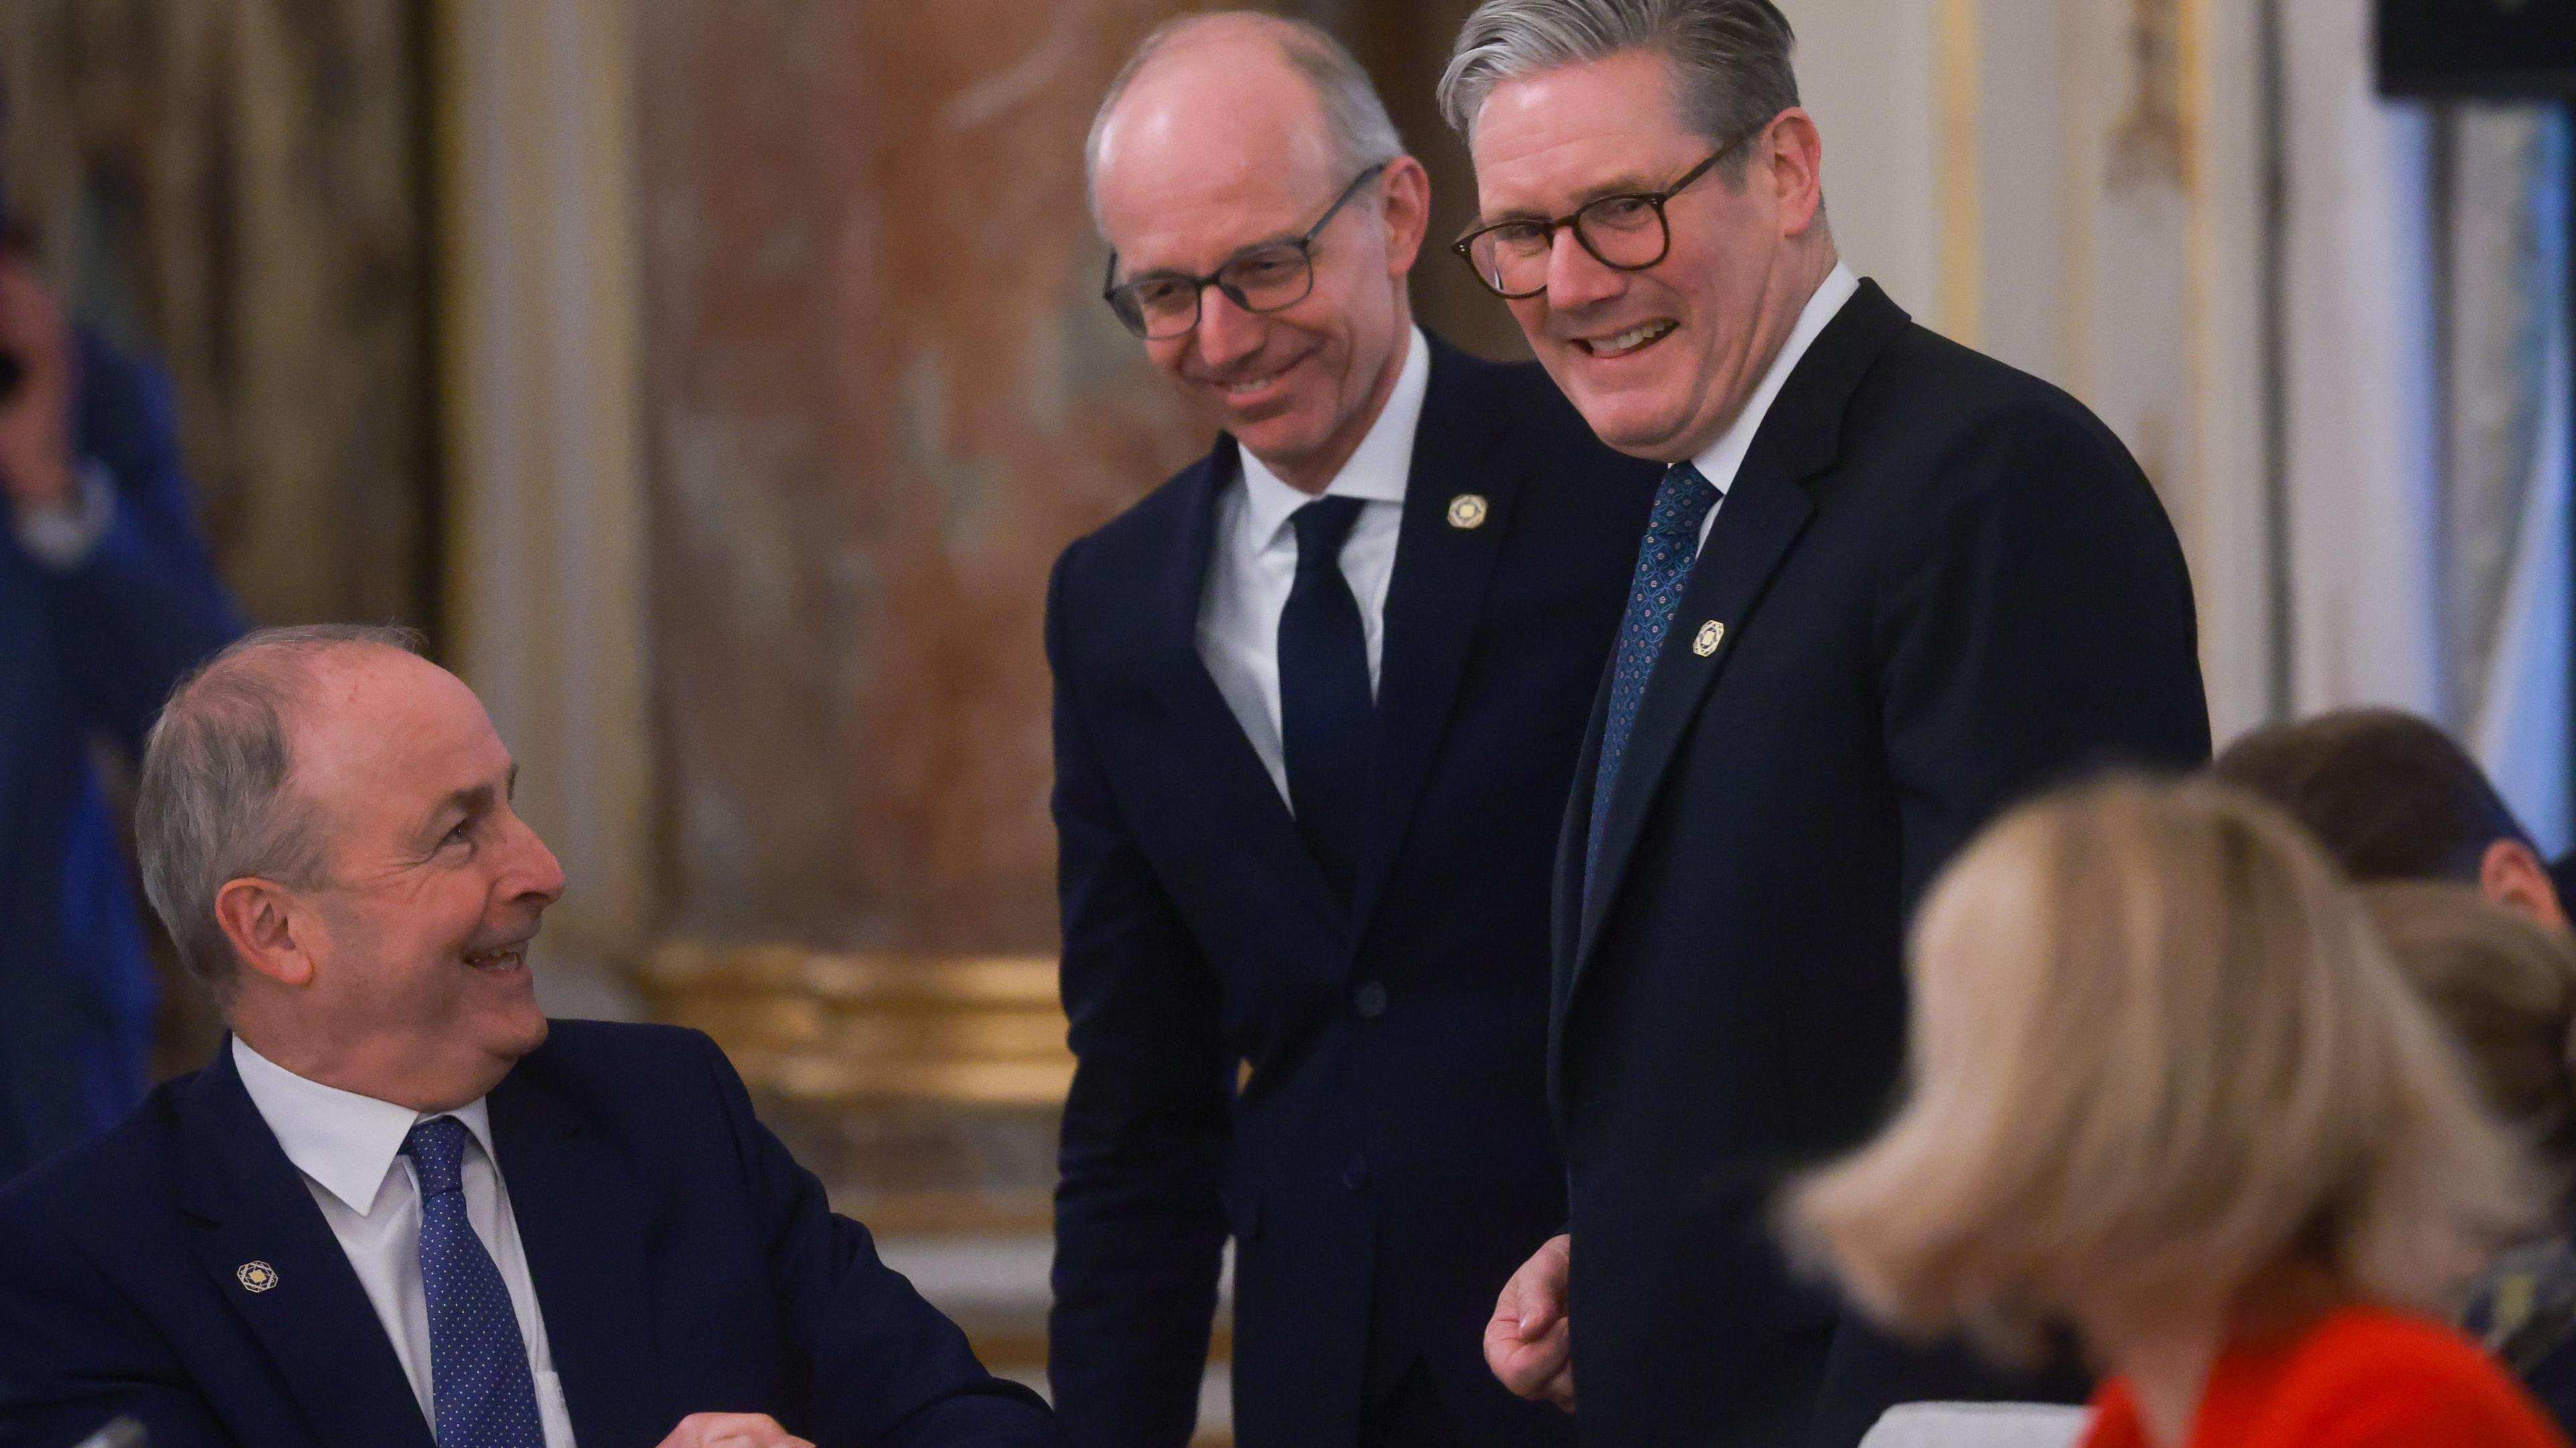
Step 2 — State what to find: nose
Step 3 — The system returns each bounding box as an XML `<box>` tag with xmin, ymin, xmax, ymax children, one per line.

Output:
<box><xmin>499</xmin><ymin>810</ymin><xmax>568</xmax><ymax>908</ymax></box>
<box><xmin>1193</xmin><ymin>285</ymin><xmax>1267</xmax><ymax>373</ymax></box>
<box><xmin>1544</xmin><ymin>227</ymin><xmax>1625</xmax><ymax>313</ymax></box>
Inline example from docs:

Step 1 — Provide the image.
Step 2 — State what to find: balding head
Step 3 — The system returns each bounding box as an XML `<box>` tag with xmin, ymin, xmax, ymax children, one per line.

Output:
<box><xmin>138</xmin><ymin>624</ymin><xmax>427</xmax><ymax>1001</ymax></box>
<box><xmin>1086</xmin><ymin>13</ymin><xmax>1401</xmax><ymax>228</ymax></box>
<box><xmin>1085</xmin><ymin>13</ymin><xmax>1431</xmax><ymax>493</ymax></box>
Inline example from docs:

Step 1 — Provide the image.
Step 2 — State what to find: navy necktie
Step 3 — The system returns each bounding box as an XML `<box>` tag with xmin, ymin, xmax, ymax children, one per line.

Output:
<box><xmin>1279</xmin><ymin>495</ymin><xmax>1374</xmax><ymax>902</ymax></box>
<box><xmin>403</xmin><ymin>1116</ymin><xmax>544</xmax><ymax>1448</ymax></box>
<box><xmin>1587</xmin><ymin>462</ymin><xmax>1720</xmax><ymax>898</ymax></box>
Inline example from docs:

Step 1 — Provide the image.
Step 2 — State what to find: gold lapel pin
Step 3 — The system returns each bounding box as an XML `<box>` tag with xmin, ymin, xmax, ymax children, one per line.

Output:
<box><xmin>1446</xmin><ymin>493</ymin><xmax>1489</xmax><ymax>530</ymax></box>
<box><xmin>1693</xmin><ymin>620</ymin><xmax>1726</xmax><ymax>657</ymax></box>
<box><xmin>236</xmin><ymin>1260</ymin><xmax>279</xmax><ymax>1293</ymax></box>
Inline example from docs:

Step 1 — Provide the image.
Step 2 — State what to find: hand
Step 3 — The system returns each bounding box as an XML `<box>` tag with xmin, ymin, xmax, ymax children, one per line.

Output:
<box><xmin>1486</xmin><ymin>1233</ymin><xmax>1576</xmax><ymax>1410</ymax></box>
<box><xmin>0</xmin><ymin>249</ymin><xmax>77</xmax><ymax>517</ymax></box>
<box><xmin>652</xmin><ymin>1412</ymin><xmax>815</xmax><ymax>1448</ymax></box>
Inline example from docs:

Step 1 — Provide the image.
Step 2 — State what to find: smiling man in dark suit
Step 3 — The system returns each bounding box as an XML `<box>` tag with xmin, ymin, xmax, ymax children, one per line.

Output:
<box><xmin>1045</xmin><ymin>14</ymin><xmax>1656</xmax><ymax>1448</ymax></box>
<box><xmin>1442</xmin><ymin>2</ymin><xmax>2212</xmax><ymax>1445</ymax></box>
<box><xmin>0</xmin><ymin>626</ymin><xmax>1051</xmax><ymax>1448</ymax></box>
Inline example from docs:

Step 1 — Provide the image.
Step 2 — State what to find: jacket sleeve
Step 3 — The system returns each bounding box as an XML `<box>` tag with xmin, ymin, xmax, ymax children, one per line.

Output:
<box><xmin>1874</xmin><ymin>403</ymin><xmax>2213</xmax><ymax>911</ymax></box>
<box><xmin>0</xmin><ymin>1192</ymin><xmax>233</xmax><ymax>1448</ymax></box>
<box><xmin>1042</xmin><ymin>544</ymin><xmax>1233</xmax><ymax>1448</ymax></box>
<box><xmin>692</xmin><ymin>1032</ymin><xmax>1055</xmax><ymax>1448</ymax></box>
<box><xmin>31</xmin><ymin>334</ymin><xmax>246</xmax><ymax>754</ymax></box>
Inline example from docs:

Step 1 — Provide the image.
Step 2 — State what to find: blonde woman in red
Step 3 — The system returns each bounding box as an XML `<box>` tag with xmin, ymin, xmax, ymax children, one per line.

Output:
<box><xmin>1790</xmin><ymin>777</ymin><xmax>2567</xmax><ymax>1448</ymax></box>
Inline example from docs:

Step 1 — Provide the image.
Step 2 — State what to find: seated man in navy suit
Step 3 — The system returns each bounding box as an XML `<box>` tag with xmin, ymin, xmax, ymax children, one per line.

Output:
<box><xmin>0</xmin><ymin>625</ymin><xmax>1052</xmax><ymax>1448</ymax></box>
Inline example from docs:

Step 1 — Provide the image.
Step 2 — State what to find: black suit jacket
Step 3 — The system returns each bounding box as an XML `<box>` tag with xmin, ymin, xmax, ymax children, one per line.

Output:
<box><xmin>1045</xmin><ymin>335</ymin><xmax>1657</xmax><ymax>1448</ymax></box>
<box><xmin>1551</xmin><ymin>282</ymin><xmax>2210</xmax><ymax>1447</ymax></box>
<box><xmin>0</xmin><ymin>1021</ymin><xmax>1052</xmax><ymax>1448</ymax></box>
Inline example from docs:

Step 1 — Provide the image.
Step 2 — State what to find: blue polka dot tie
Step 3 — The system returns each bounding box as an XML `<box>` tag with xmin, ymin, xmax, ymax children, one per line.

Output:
<box><xmin>403</xmin><ymin>1117</ymin><xmax>544</xmax><ymax>1448</ymax></box>
<box><xmin>1587</xmin><ymin>461</ymin><xmax>1719</xmax><ymax>901</ymax></box>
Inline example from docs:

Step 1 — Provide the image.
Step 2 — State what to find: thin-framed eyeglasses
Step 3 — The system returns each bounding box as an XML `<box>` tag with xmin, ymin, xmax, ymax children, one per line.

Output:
<box><xmin>1450</xmin><ymin>129</ymin><xmax>1758</xmax><ymax>301</ymax></box>
<box><xmin>1103</xmin><ymin>162</ymin><xmax>1391</xmax><ymax>340</ymax></box>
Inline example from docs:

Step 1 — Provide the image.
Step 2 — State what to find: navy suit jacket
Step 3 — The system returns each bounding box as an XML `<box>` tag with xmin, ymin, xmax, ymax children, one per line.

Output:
<box><xmin>1550</xmin><ymin>282</ymin><xmax>2212</xmax><ymax>1447</ymax></box>
<box><xmin>0</xmin><ymin>1020</ymin><xmax>1053</xmax><ymax>1448</ymax></box>
<box><xmin>1045</xmin><ymin>335</ymin><xmax>1656</xmax><ymax>1448</ymax></box>
<box><xmin>0</xmin><ymin>330</ymin><xmax>243</xmax><ymax>1183</ymax></box>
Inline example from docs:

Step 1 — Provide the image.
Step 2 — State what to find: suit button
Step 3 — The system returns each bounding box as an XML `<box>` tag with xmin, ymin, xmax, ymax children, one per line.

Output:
<box><xmin>1354</xmin><ymin>981</ymin><xmax>1389</xmax><ymax>1018</ymax></box>
<box><xmin>1342</xmin><ymin>1155</ymin><xmax>1371</xmax><ymax>1192</ymax></box>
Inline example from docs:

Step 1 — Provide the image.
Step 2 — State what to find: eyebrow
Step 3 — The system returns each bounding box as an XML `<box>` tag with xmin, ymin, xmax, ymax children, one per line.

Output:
<box><xmin>1116</xmin><ymin>233</ymin><xmax>1305</xmax><ymax>286</ymax></box>
<box><xmin>419</xmin><ymin>763</ymin><xmax>519</xmax><ymax>841</ymax></box>
<box><xmin>1481</xmin><ymin>172</ymin><xmax>1670</xmax><ymax>225</ymax></box>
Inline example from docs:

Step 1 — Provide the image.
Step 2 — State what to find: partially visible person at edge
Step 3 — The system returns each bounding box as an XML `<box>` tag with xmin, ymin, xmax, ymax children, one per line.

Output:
<box><xmin>1791</xmin><ymin>776</ymin><xmax>2568</xmax><ymax>1448</ymax></box>
<box><xmin>2215</xmin><ymin>708</ymin><xmax>2567</xmax><ymax>930</ymax></box>
<box><xmin>1440</xmin><ymin>0</ymin><xmax>2210</xmax><ymax>1441</ymax></box>
<box><xmin>2363</xmin><ymin>883</ymin><xmax>2576</xmax><ymax>1437</ymax></box>
<box><xmin>0</xmin><ymin>164</ymin><xmax>246</xmax><ymax>1184</ymax></box>
<box><xmin>1048</xmin><ymin>13</ymin><xmax>1657</xmax><ymax>1447</ymax></box>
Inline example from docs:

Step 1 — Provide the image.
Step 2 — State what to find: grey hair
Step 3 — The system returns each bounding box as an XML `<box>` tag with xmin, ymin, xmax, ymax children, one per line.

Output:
<box><xmin>136</xmin><ymin>623</ymin><xmax>426</xmax><ymax>1003</ymax></box>
<box><xmin>1438</xmin><ymin>0</ymin><xmax>1799</xmax><ymax>177</ymax></box>
<box><xmin>1084</xmin><ymin>12</ymin><xmax>1405</xmax><ymax>229</ymax></box>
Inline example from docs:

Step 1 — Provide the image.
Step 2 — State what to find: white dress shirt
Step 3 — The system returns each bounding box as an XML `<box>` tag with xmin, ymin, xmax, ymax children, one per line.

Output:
<box><xmin>231</xmin><ymin>1038</ymin><xmax>578</xmax><ymax>1447</ymax></box>
<box><xmin>1689</xmin><ymin>263</ymin><xmax>1861</xmax><ymax>553</ymax></box>
<box><xmin>1197</xmin><ymin>324</ymin><xmax>1432</xmax><ymax>806</ymax></box>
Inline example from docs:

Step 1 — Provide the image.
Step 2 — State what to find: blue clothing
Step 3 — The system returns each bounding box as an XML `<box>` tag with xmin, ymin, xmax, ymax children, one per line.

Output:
<box><xmin>1044</xmin><ymin>335</ymin><xmax>1658</xmax><ymax>1448</ymax></box>
<box><xmin>0</xmin><ymin>1019</ymin><xmax>1055</xmax><ymax>1447</ymax></box>
<box><xmin>0</xmin><ymin>329</ymin><xmax>244</xmax><ymax>1184</ymax></box>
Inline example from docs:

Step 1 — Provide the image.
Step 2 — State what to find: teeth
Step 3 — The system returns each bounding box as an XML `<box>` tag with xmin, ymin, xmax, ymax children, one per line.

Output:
<box><xmin>1592</xmin><ymin>321</ymin><xmax>1674</xmax><ymax>355</ymax></box>
<box><xmin>1224</xmin><ymin>372</ymin><xmax>1281</xmax><ymax>395</ymax></box>
<box><xmin>465</xmin><ymin>946</ymin><xmax>525</xmax><ymax>969</ymax></box>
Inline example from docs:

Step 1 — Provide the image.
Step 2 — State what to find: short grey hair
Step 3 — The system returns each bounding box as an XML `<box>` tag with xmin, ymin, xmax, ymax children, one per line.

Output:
<box><xmin>1439</xmin><ymin>0</ymin><xmax>1799</xmax><ymax>177</ymax></box>
<box><xmin>1085</xmin><ymin>12</ymin><xmax>1405</xmax><ymax>229</ymax></box>
<box><xmin>136</xmin><ymin>624</ymin><xmax>426</xmax><ymax>1002</ymax></box>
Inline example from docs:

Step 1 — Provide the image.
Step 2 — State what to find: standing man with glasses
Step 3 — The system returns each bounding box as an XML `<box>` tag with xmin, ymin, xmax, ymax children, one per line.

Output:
<box><xmin>1437</xmin><ymin>3</ymin><xmax>2210</xmax><ymax>1445</ymax></box>
<box><xmin>1047</xmin><ymin>13</ymin><xmax>1656</xmax><ymax>1448</ymax></box>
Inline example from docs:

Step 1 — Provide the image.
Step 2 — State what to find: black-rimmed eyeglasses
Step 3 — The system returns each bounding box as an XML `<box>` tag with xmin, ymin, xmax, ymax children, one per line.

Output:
<box><xmin>1450</xmin><ymin>131</ymin><xmax>1754</xmax><ymax>301</ymax></box>
<box><xmin>1104</xmin><ymin>162</ymin><xmax>1390</xmax><ymax>340</ymax></box>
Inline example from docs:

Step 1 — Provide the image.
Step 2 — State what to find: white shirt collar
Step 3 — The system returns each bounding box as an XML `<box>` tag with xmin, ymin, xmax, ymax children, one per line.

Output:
<box><xmin>1238</xmin><ymin>324</ymin><xmax>1430</xmax><ymax>549</ymax></box>
<box><xmin>1687</xmin><ymin>263</ymin><xmax>1860</xmax><ymax>497</ymax></box>
<box><xmin>231</xmin><ymin>1036</ymin><xmax>498</xmax><ymax>1217</ymax></box>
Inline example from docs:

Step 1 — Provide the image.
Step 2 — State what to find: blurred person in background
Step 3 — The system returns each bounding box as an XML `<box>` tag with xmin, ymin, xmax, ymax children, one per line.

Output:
<box><xmin>2366</xmin><ymin>882</ymin><xmax>2576</xmax><ymax>1435</ymax></box>
<box><xmin>1049</xmin><ymin>13</ymin><xmax>1656</xmax><ymax>1447</ymax></box>
<box><xmin>0</xmin><ymin>119</ymin><xmax>246</xmax><ymax>1184</ymax></box>
<box><xmin>2215</xmin><ymin>708</ymin><xmax>2566</xmax><ymax>930</ymax></box>
<box><xmin>1791</xmin><ymin>777</ymin><xmax>2565</xmax><ymax>1448</ymax></box>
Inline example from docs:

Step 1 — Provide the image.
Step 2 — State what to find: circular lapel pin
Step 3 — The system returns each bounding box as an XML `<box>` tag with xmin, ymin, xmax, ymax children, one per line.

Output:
<box><xmin>1446</xmin><ymin>493</ymin><xmax>1489</xmax><ymax>530</ymax></box>
<box><xmin>1693</xmin><ymin>620</ymin><xmax>1725</xmax><ymax>657</ymax></box>
<box><xmin>236</xmin><ymin>1260</ymin><xmax>279</xmax><ymax>1293</ymax></box>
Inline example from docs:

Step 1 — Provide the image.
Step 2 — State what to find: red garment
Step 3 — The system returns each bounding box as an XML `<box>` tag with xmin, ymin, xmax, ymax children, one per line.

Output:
<box><xmin>2084</xmin><ymin>1305</ymin><xmax>2569</xmax><ymax>1448</ymax></box>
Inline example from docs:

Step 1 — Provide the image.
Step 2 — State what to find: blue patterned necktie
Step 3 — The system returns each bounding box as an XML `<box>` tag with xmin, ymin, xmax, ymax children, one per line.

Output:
<box><xmin>1279</xmin><ymin>495</ymin><xmax>1375</xmax><ymax>903</ymax></box>
<box><xmin>402</xmin><ymin>1116</ymin><xmax>544</xmax><ymax>1448</ymax></box>
<box><xmin>1587</xmin><ymin>461</ymin><xmax>1720</xmax><ymax>899</ymax></box>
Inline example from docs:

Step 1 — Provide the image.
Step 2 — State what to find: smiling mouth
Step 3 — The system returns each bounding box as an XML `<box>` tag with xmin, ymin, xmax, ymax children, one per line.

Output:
<box><xmin>1576</xmin><ymin>320</ymin><xmax>1678</xmax><ymax>359</ymax></box>
<box><xmin>1212</xmin><ymin>353</ymin><xmax>1305</xmax><ymax>398</ymax></box>
<box><xmin>463</xmin><ymin>942</ymin><xmax>531</xmax><ymax>974</ymax></box>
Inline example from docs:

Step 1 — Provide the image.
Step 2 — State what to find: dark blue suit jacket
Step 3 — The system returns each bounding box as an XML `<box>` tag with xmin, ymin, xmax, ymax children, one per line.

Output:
<box><xmin>0</xmin><ymin>329</ymin><xmax>244</xmax><ymax>1184</ymax></box>
<box><xmin>1550</xmin><ymin>282</ymin><xmax>2212</xmax><ymax>1447</ymax></box>
<box><xmin>0</xmin><ymin>1019</ymin><xmax>1053</xmax><ymax>1448</ymax></box>
<box><xmin>1045</xmin><ymin>335</ymin><xmax>1656</xmax><ymax>1448</ymax></box>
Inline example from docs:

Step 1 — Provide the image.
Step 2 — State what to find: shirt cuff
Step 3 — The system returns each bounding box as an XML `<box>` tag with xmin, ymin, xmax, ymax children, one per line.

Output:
<box><xmin>13</xmin><ymin>456</ymin><xmax>117</xmax><ymax>569</ymax></box>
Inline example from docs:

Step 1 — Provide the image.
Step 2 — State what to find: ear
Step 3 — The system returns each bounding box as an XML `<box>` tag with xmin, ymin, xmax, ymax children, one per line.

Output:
<box><xmin>1762</xmin><ymin>108</ymin><xmax>1825</xmax><ymax>239</ymax></box>
<box><xmin>2480</xmin><ymin>839</ymin><xmax>2569</xmax><ymax>931</ymax></box>
<box><xmin>215</xmin><ymin>877</ymin><xmax>320</xmax><ymax>989</ymax></box>
<box><xmin>1379</xmin><ymin>154</ymin><xmax>1432</xmax><ymax>279</ymax></box>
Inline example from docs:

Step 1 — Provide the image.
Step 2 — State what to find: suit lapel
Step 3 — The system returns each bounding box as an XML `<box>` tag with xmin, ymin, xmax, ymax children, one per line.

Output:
<box><xmin>488</xmin><ymin>1064</ymin><xmax>667</xmax><ymax>1448</ymax></box>
<box><xmin>1346</xmin><ymin>342</ymin><xmax>1521</xmax><ymax>936</ymax></box>
<box><xmin>1570</xmin><ymin>282</ymin><xmax>1914</xmax><ymax>988</ymax></box>
<box><xmin>1144</xmin><ymin>443</ymin><xmax>1348</xmax><ymax>934</ymax></box>
<box><xmin>174</xmin><ymin>1045</ymin><xmax>437</xmax><ymax>1448</ymax></box>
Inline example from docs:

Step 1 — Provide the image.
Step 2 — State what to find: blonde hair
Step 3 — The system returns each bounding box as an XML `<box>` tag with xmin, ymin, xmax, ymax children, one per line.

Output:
<box><xmin>2364</xmin><ymin>881</ymin><xmax>2576</xmax><ymax>1182</ymax></box>
<box><xmin>1786</xmin><ymin>776</ymin><xmax>2538</xmax><ymax>1358</ymax></box>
